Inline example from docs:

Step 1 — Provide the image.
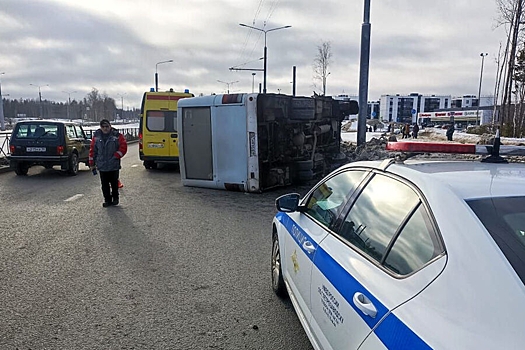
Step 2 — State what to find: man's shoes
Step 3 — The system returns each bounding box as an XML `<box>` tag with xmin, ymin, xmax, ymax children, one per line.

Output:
<box><xmin>103</xmin><ymin>202</ymin><xmax>113</xmax><ymax>207</ymax></box>
<box><xmin>118</xmin><ymin>180</ymin><xmax>123</xmax><ymax>188</ymax></box>
<box><xmin>111</xmin><ymin>198</ymin><xmax>119</xmax><ymax>206</ymax></box>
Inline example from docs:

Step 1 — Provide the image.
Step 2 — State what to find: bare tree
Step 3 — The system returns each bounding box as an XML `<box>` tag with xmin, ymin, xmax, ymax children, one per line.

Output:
<box><xmin>313</xmin><ymin>41</ymin><xmax>332</xmax><ymax>96</ymax></box>
<box><xmin>85</xmin><ymin>88</ymin><xmax>116</xmax><ymax>122</ymax></box>
<box><xmin>495</xmin><ymin>0</ymin><xmax>525</xmax><ymax>135</ymax></box>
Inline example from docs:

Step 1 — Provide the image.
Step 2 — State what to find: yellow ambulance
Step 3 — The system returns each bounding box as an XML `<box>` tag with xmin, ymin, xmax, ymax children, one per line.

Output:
<box><xmin>139</xmin><ymin>88</ymin><xmax>194</xmax><ymax>169</ymax></box>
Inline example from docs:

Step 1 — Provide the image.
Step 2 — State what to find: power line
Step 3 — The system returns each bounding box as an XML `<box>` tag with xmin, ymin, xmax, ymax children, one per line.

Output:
<box><xmin>236</xmin><ymin>0</ymin><xmax>267</xmax><ymax>67</ymax></box>
<box><xmin>264</xmin><ymin>0</ymin><xmax>281</xmax><ymax>24</ymax></box>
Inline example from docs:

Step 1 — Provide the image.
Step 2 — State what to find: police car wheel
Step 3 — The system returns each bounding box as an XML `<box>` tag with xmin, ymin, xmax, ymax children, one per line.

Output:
<box><xmin>272</xmin><ymin>233</ymin><xmax>287</xmax><ymax>297</ymax></box>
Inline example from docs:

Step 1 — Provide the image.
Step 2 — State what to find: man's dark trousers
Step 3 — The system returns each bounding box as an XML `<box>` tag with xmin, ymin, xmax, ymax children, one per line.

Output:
<box><xmin>100</xmin><ymin>170</ymin><xmax>120</xmax><ymax>203</ymax></box>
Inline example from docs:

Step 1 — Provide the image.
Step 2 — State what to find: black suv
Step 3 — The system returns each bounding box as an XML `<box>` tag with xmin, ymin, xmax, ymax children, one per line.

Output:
<box><xmin>8</xmin><ymin>120</ymin><xmax>91</xmax><ymax>176</ymax></box>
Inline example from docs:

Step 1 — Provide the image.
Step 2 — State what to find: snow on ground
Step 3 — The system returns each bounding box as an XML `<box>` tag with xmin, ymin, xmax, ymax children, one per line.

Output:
<box><xmin>341</xmin><ymin>125</ymin><xmax>525</xmax><ymax>163</ymax></box>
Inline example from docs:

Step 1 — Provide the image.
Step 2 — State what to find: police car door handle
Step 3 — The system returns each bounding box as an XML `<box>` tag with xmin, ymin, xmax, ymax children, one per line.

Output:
<box><xmin>302</xmin><ymin>241</ymin><xmax>316</xmax><ymax>254</ymax></box>
<box><xmin>353</xmin><ymin>292</ymin><xmax>377</xmax><ymax>318</ymax></box>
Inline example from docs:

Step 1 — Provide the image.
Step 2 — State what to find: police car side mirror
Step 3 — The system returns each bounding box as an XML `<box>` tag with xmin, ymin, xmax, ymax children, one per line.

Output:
<box><xmin>275</xmin><ymin>193</ymin><xmax>301</xmax><ymax>212</ymax></box>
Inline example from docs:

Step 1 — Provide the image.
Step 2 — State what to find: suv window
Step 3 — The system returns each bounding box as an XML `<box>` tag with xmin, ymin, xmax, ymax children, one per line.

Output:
<box><xmin>468</xmin><ymin>196</ymin><xmax>525</xmax><ymax>285</ymax></box>
<box><xmin>339</xmin><ymin>173</ymin><xmax>442</xmax><ymax>274</ymax></box>
<box><xmin>15</xmin><ymin>123</ymin><xmax>59</xmax><ymax>139</ymax></box>
<box><xmin>74</xmin><ymin>125</ymin><xmax>85</xmax><ymax>139</ymax></box>
<box><xmin>304</xmin><ymin>170</ymin><xmax>367</xmax><ymax>229</ymax></box>
<box><xmin>66</xmin><ymin>124</ymin><xmax>77</xmax><ymax>139</ymax></box>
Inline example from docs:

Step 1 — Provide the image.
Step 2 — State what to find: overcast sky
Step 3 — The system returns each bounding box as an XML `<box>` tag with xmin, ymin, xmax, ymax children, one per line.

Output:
<box><xmin>1</xmin><ymin>0</ymin><xmax>506</xmax><ymax>109</ymax></box>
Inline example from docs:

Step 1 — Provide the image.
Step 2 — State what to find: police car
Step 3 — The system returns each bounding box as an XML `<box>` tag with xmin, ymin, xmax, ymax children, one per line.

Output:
<box><xmin>271</xmin><ymin>137</ymin><xmax>525</xmax><ymax>350</ymax></box>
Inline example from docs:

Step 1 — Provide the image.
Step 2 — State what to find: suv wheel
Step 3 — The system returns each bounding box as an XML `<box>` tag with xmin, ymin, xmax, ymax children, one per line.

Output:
<box><xmin>67</xmin><ymin>153</ymin><xmax>79</xmax><ymax>176</ymax></box>
<box><xmin>14</xmin><ymin>162</ymin><xmax>29</xmax><ymax>176</ymax></box>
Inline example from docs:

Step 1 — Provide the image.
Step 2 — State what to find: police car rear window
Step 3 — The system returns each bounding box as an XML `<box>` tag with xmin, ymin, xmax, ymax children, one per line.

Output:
<box><xmin>468</xmin><ymin>196</ymin><xmax>525</xmax><ymax>285</ymax></box>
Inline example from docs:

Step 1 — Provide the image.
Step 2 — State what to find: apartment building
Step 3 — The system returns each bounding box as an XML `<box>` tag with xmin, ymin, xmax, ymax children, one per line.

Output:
<box><xmin>379</xmin><ymin>93</ymin><xmax>451</xmax><ymax>124</ymax></box>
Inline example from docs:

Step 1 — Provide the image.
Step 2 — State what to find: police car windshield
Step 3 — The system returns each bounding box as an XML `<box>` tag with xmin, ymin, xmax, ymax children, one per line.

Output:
<box><xmin>468</xmin><ymin>196</ymin><xmax>525</xmax><ymax>285</ymax></box>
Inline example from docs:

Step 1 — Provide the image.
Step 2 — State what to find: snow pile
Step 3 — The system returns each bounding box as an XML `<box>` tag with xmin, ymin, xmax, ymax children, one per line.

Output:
<box><xmin>341</xmin><ymin>127</ymin><xmax>525</xmax><ymax>163</ymax></box>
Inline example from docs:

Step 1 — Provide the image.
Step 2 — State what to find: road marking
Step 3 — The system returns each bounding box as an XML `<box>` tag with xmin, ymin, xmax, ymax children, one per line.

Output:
<box><xmin>131</xmin><ymin>164</ymin><xmax>139</xmax><ymax>168</ymax></box>
<box><xmin>64</xmin><ymin>194</ymin><xmax>84</xmax><ymax>202</ymax></box>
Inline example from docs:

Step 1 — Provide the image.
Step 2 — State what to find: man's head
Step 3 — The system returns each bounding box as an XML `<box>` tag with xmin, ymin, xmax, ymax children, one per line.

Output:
<box><xmin>100</xmin><ymin>119</ymin><xmax>111</xmax><ymax>134</ymax></box>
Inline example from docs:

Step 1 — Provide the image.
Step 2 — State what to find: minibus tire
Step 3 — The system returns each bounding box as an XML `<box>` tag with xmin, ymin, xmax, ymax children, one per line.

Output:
<box><xmin>144</xmin><ymin>161</ymin><xmax>157</xmax><ymax>170</ymax></box>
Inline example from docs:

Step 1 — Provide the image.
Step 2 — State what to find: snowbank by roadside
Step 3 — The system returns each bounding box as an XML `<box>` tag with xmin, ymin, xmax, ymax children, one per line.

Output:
<box><xmin>340</xmin><ymin>126</ymin><xmax>525</xmax><ymax>163</ymax></box>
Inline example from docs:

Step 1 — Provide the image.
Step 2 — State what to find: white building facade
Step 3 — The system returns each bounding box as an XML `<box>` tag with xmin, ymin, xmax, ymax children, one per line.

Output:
<box><xmin>379</xmin><ymin>93</ymin><xmax>451</xmax><ymax>124</ymax></box>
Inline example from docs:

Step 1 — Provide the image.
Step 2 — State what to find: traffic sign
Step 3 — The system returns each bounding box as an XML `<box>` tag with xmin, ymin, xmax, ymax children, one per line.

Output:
<box><xmin>411</xmin><ymin>109</ymin><xmax>417</xmax><ymax>115</ymax></box>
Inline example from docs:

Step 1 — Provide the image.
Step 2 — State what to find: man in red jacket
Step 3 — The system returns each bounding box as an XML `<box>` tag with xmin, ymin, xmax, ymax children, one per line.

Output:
<box><xmin>89</xmin><ymin>119</ymin><xmax>128</xmax><ymax>207</ymax></box>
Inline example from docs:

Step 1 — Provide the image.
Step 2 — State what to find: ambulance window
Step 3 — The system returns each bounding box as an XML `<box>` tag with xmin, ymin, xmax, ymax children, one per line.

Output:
<box><xmin>172</xmin><ymin>111</ymin><xmax>178</xmax><ymax>132</ymax></box>
<box><xmin>147</xmin><ymin>111</ymin><xmax>165</xmax><ymax>131</ymax></box>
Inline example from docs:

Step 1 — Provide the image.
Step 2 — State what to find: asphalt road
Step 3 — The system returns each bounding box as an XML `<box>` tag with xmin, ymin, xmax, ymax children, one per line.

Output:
<box><xmin>0</xmin><ymin>144</ymin><xmax>314</xmax><ymax>350</ymax></box>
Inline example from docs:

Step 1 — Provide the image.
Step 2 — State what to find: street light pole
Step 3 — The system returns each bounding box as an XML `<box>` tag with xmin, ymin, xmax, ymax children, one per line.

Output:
<box><xmin>30</xmin><ymin>83</ymin><xmax>49</xmax><ymax>118</ymax></box>
<box><xmin>357</xmin><ymin>0</ymin><xmax>371</xmax><ymax>146</ymax></box>
<box><xmin>117</xmin><ymin>93</ymin><xmax>126</xmax><ymax>120</ymax></box>
<box><xmin>155</xmin><ymin>60</ymin><xmax>173</xmax><ymax>92</ymax></box>
<box><xmin>0</xmin><ymin>72</ymin><xmax>5</xmax><ymax>130</ymax></box>
<box><xmin>239</xmin><ymin>23</ymin><xmax>291</xmax><ymax>94</ymax></box>
<box><xmin>217</xmin><ymin>80</ymin><xmax>239</xmax><ymax>94</ymax></box>
<box><xmin>476</xmin><ymin>53</ymin><xmax>488</xmax><ymax>126</ymax></box>
<box><xmin>62</xmin><ymin>90</ymin><xmax>77</xmax><ymax>120</ymax></box>
<box><xmin>252</xmin><ymin>73</ymin><xmax>256</xmax><ymax>93</ymax></box>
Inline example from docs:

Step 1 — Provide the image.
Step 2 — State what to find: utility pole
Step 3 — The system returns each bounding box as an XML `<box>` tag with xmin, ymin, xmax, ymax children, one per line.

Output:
<box><xmin>63</xmin><ymin>90</ymin><xmax>77</xmax><ymax>120</ymax></box>
<box><xmin>117</xmin><ymin>93</ymin><xmax>126</xmax><ymax>120</ymax></box>
<box><xmin>30</xmin><ymin>83</ymin><xmax>49</xmax><ymax>118</ymax></box>
<box><xmin>357</xmin><ymin>0</ymin><xmax>371</xmax><ymax>146</ymax></box>
<box><xmin>0</xmin><ymin>72</ymin><xmax>5</xmax><ymax>130</ymax></box>
<box><xmin>217</xmin><ymin>80</ymin><xmax>239</xmax><ymax>94</ymax></box>
<box><xmin>239</xmin><ymin>23</ymin><xmax>291</xmax><ymax>94</ymax></box>
<box><xmin>476</xmin><ymin>53</ymin><xmax>488</xmax><ymax>126</ymax></box>
<box><xmin>155</xmin><ymin>60</ymin><xmax>173</xmax><ymax>92</ymax></box>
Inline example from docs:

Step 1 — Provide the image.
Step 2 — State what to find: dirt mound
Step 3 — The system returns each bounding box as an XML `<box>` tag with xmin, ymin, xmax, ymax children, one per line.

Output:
<box><xmin>342</xmin><ymin>137</ymin><xmax>392</xmax><ymax>162</ymax></box>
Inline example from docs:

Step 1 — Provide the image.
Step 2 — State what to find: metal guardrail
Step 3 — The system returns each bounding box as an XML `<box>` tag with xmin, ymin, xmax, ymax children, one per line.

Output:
<box><xmin>1</xmin><ymin>131</ymin><xmax>11</xmax><ymax>158</ymax></box>
<box><xmin>0</xmin><ymin>127</ymin><xmax>139</xmax><ymax>159</ymax></box>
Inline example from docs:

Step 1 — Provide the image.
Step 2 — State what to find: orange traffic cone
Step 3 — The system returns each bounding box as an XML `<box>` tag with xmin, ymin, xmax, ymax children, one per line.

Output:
<box><xmin>118</xmin><ymin>179</ymin><xmax>124</xmax><ymax>188</ymax></box>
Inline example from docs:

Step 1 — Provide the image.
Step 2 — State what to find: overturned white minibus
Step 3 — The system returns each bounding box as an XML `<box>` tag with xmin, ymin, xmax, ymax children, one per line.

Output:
<box><xmin>177</xmin><ymin>93</ymin><xmax>358</xmax><ymax>192</ymax></box>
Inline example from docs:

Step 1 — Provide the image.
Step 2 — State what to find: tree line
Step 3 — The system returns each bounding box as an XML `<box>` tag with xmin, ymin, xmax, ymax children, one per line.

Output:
<box><xmin>1</xmin><ymin>88</ymin><xmax>139</xmax><ymax>123</ymax></box>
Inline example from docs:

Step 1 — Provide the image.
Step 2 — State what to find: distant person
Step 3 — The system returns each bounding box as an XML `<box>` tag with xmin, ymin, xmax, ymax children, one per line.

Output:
<box><xmin>412</xmin><ymin>123</ymin><xmax>420</xmax><ymax>139</ymax></box>
<box><xmin>373</xmin><ymin>124</ymin><xmax>377</xmax><ymax>132</ymax></box>
<box><xmin>89</xmin><ymin>119</ymin><xmax>128</xmax><ymax>207</ymax></box>
<box><xmin>446</xmin><ymin>124</ymin><xmax>455</xmax><ymax>141</ymax></box>
<box><xmin>403</xmin><ymin>124</ymin><xmax>410</xmax><ymax>139</ymax></box>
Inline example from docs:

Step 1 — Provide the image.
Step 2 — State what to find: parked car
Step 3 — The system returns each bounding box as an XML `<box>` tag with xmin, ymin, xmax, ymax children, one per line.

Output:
<box><xmin>8</xmin><ymin>120</ymin><xmax>91</xmax><ymax>176</ymax></box>
<box><xmin>271</xmin><ymin>150</ymin><xmax>525</xmax><ymax>349</ymax></box>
